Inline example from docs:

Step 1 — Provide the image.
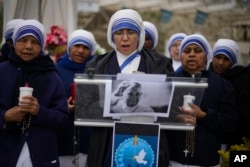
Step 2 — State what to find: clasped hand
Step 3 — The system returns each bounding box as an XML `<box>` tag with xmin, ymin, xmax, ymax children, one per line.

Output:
<box><xmin>176</xmin><ymin>103</ymin><xmax>205</xmax><ymax>124</ymax></box>
<box><xmin>4</xmin><ymin>95</ymin><xmax>39</xmax><ymax>123</ymax></box>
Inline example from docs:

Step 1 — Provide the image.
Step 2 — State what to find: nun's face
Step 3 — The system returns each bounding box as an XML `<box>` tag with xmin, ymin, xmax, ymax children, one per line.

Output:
<box><xmin>181</xmin><ymin>44</ymin><xmax>206</xmax><ymax>74</ymax></box>
<box><xmin>143</xmin><ymin>34</ymin><xmax>153</xmax><ymax>49</ymax></box>
<box><xmin>212</xmin><ymin>54</ymin><xmax>233</xmax><ymax>74</ymax></box>
<box><xmin>113</xmin><ymin>28</ymin><xmax>139</xmax><ymax>55</ymax></box>
<box><xmin>69</xmin><ymin>44</ymin><xmax>91</xmax><ymax>63</ymax></box>
<box><xmin>170</xmin><ymin>40</ymin><xmax>182</xmax><ymax>61</ymax></box>
<box><xmin>15</xmin><ymin>35</ymin><xmax>41</xmax><ymax>61</ymax></box>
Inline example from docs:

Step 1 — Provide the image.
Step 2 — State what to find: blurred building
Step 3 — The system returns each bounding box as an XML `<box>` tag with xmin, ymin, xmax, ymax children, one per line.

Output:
<box><xmin>77</xmin><ymin>0</ymin><xmax>250</xmax><ymax>65</ymax></box>
<box><xmin>1</xmin><ymin>0</ymin><xmax>250</xmax><ymax>64</ymax></box>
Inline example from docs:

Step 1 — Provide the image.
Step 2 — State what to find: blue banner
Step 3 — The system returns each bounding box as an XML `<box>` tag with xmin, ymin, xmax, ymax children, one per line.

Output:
<box><xmin>160</xmin><ymin>9</ymin><xmax>173</xmax><ymax>23</ymax></box>
<box><xmin>194</xmin><ymin>10</ymin><xmax>208</xmax><ymax>25</ymax></box>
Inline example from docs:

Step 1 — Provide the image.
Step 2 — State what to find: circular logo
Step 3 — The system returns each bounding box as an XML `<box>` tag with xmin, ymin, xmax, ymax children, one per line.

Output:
<box><xmin>114</xmin><ymin>135</ymin><xmax>155</xmax><ymax>167</ymax></box>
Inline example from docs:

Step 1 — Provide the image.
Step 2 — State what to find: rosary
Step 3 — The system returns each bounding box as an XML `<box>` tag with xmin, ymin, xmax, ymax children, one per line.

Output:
<box><xmin>73</xmin><ymin>126</ymin><xmax>80</xmax><ymax>167</ymax></box>
<box><xmin>19</xmin><ymin>83</ymin><xmax>33</xmax><ymax>134</ymax></box>
<box><xmin>21</xmin><ymin>114</ymin><xmax>32</xmax><ymax>134</ymax></box>
<box><xmin>184</xmin><ymin>129</ymin><xmax>196</xmax><ymax>158</ymax></box>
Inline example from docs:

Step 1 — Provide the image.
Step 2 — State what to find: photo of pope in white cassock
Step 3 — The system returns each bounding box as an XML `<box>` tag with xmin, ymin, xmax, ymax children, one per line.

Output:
<box><xmin>109</xmin><ymin>80</ymin><xmax>171</xmax><ymax>117</ymax></box>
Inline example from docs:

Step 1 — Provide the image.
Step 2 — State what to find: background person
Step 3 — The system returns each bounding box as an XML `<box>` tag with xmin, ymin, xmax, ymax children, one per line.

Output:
<box><xmin>56</xmin><ymin>29</ymin><xmax>97</xmax><ymax>167</ymax></box>
<box><xmin>209</xmin><ymin>39</ymin><xmax>250</xmax><ymax>146</ymax></box>
<box><xmin>142</xmin><ymin>21</ymin><xmax>158</xmax><ymax>50</ymax></box>
<box><xmin>143</xmin><ymin>21</ymin><xmax>173</xmax><ymax>71</ymax></box>
<box><xmin>166</xmin><ymin>33</ymin><xmax>187</xmax><ymax>71</ymax></box>
<box><xmin>167</xmin><ymin>34</ymin><xmax>238</xmax><ymax>167</ymax></box>
<box><xmin>0</xmin><ymin>19</ymin><xmax>68</xmax><ymax>167</ymax></box>
<box><xmin>238</xmin><ymin>66</ymin><xmax>250</xmax><ymax>141</ymax></box>
<box><xmin>0</xmin><ymin>19</ymin><xmax>24</xmax><ymax>63</ymax></box>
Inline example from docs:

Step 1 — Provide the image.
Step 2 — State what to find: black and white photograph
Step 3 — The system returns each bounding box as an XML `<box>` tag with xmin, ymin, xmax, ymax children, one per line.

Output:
<box><xmin>157</xmin><ymin>81</ymin><xmax>208</xmax><ymax>123</ymax></box>
<box><xmin>103</xmin><ymin>80</ymin><xmax>172</xmax><ymax>117</ymax></box>
<box><xmin>74</xmin><ymin>78</ymin><xmax>112</xmax><ymax>121</ymax></box>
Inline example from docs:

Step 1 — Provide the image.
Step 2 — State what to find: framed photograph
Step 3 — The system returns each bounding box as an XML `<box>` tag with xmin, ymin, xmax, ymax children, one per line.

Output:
<box><xmin>157</xmin><ymin>81</ymin><xmax>208</xmax><ymax>123</ymax></box>
<box><xmin>74</xmin><ymin>78</ymin><xmax>112</xmax><ymax>121</ymax></box>
<box><xmin>104</xmin><ymin>80</ymin><xmax>172</xmax><ymax>118</ymax></box>
<box><xmin>74</xmin><ymin>74</ymin><xmax>207</xmax><ymax>130</ymax></box>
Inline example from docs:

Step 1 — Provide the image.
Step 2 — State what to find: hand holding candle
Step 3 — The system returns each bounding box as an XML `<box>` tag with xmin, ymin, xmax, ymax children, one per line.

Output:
<box><xmin>183</xmin><ymin>94</ymin><xmax>195</xmax><ymax>111</ymax></box>
<box><xmin>19</xmin><ymin>83</ymin><xmax>33</xmax><ymax>105</ymax></box>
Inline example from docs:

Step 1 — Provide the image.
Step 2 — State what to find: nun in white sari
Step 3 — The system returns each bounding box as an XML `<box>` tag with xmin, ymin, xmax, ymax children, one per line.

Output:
<box><xmin>85</xmin><ymin>9</ymin><xmax>171</xmax><ymax>167</ymax></box>
<box><xmin>106</xmin><ymin>9</ymin><xmax>145</xmax><ymax>74</ymax></box>
<box><xmin>166</xmin><ymin>33</ymin><xmax>187</xmax><ymax>71</ymax></box>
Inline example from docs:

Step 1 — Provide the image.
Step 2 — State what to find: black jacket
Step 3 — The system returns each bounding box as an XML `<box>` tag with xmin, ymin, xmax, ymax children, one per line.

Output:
<box><xmin>167</xmin><ymin>68</ymin><xmax>237</xmax><ymax>166</ymax></box>
<box><xmin>85</xmin><ymin>49</ymin><xmax>173</xmax><ymax>75</ymax></box>
<box><xmin>85</xmin><ymin>49</ymin><xmax>173</xmax><ymax>167</ymax></box>
<box><xmin>238</xmin><ymin>67</ymin><xmax>250</xmax><ymax>139</ymax></box>
<box><xmin>209</xmin><ymin>64</ymin><xmax>250</xmax><ymax>144</ymax></box>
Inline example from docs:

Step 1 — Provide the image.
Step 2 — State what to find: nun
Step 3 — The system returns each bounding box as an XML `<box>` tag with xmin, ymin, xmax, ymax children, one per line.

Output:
<box><xmin>210</xmin><ymin>39</ymin><xmax>250</xmax><ymax>147</ymax></box>
<box><xmin>143</xmin><ymin>21</ymin><xmax>158</xmax><ymax>50</ymax></box>
<box><xmin>166</xmin><ymin>33</ymin><xmax>187</xmax><ymax>71</ymax></box>
<box><xmin>56</xmin><ymin>29</ymin><xmax>97</xmax><ymax>167</ymax></box>
<box><xmin>142</xmin><ymin>21</ymin><xmax>174</xmax><ymax>72</ymax></box>
<box><xmin>0</xmin><ymin>19</ymin><xmax>24</xmax><ymax>62</ymax></box>
<box><xmin>85</xmin><ymin>9</ymin><xmax>171</xmax><ymax>167</ymax></box>
<box><xmin>210</xmin><ymin>38</ymin><xmax>241</xmax><ymax>74</ymax></box>
<box><xmin>167</xmin><ymin>34</ymin><xmax>238</xmax><ymax>167</ymax></box>
<box><xmin>0</xmin><ymin>19</ymin><xmax>68</xmax><ymax>167</ymax></box>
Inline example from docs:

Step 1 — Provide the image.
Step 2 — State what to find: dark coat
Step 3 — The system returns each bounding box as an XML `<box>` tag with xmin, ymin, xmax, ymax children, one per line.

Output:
<box><xmin>167</xmin><ymin>68</ymin><xmax>238</xmax><ymax>166</ymax></box>
<box><xmin>0</xmin><ymin>55</ymin><xmax>69</xmax><ymax>167</ymax></box>
<box><xmin>56</xmin><ymin>54</ymin><xmax>92</xmax><ymax>155</ymax></box>
<box><xmin>85</xmin><ymin>49</ymin><xmax>173</xmax><ymax>75</ymax></box>
<box><xmin>85</xmin><ymin>49</ymin><xmax>173</xmax><ymax>167</ymax></box>
<box><xmin>0</xmin><ymin>43</ymin><xmax>12</xmax><ymax>63</ymax></box>
<box><xmin>209</xmin><ymin>64</ymin><xmax>250</xmax><ymax>144</ymax></box>
<box><xmin>238</xmin><ymin>67</ymin><xmax>250</xmax><ymax>139</ymax></box>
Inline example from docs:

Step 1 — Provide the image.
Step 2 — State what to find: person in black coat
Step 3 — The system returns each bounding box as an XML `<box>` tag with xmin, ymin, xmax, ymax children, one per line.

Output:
<box><xmin>209</xmin><ymin>38</ymin><xmax>250</xmax><ymax>146</ymax></box>
<box><xmin>56</xmin><ymin>29</ymin><xmax>97</xmax><ymax>166</ymax></box>
<box><xmin>0</xmin><ymin>19</ymin><xmax>68</xmax><ymax>167</ymax></box>
<box><xmin>167</xmin><ymin>34</ymin><xmax>238</xmax><ymax>166</ymax></box>
<box><xmin>84</xmin><ymin>9</ymin><xmax>173</xmax><ymax>167</ymax></box>
<box><xmin>238</xmin><ymin>67</ymin><xmax>250</xmax><ymax>140</ymax></box>
<box><xmin>142</xmin><ymin>21</ymin><xmax>173</xmax><ymax>72</ymax></box>
<box><xmin>0</xmin><ymin>19</ymin><xmax>24</xmax><ymax>63</ymax></box>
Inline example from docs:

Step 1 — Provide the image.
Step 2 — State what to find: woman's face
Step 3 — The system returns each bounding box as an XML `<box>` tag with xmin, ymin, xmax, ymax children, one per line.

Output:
<box><xmin>15</xmin><ymin>35</ymin><xmax>41</xmax><ymax>61</ymax></box>
<box><xmin>143</xmin><ymin>34</ymin><xmax>153</xmax><ymax>49</ymax></box>
<box><xmin>69</xmin><ymin>44</ymin><xmax>91</xmax><ymax>63</ymax></box>
<box><xmin>212</xmin><ymin>54</ymin><xmax>233</xmax><ymax>74</ymax></box>
<box><xmin>170</xmin><ymin>40</ymin><xmax>182</xmax><ymax>61</ymax></box>
<box><xmin>181</xmin><ymin>44</ymin><xmax>206</xmax><ymax>74</ymax></box>
<box><xmin>113</xmin><ymin>28</ymin><xmax>139</xmax><ymax>55</ymax></box>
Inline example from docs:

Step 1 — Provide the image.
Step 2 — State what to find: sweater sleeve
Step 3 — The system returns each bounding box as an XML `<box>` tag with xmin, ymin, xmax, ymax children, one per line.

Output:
<box><xmin>198</xmin><ymin>73</ymin><xmax>238</xmax><ymax>134</ymax></box>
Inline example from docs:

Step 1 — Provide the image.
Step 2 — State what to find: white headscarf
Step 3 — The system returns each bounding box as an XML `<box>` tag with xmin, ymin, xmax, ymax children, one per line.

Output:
<box><xmin>143</xmin><ymin>21</ymin><xmax>158</xmax><ymax>49</ymax></box>
<box><xmin>107</xmin><ymin>9</ymin><xmax>145</xmax><ymax>52</ymax></box>
<box><xmin>180</xmin><ymin>34</ymin><xmax>213</xmax><ymax>70</ymax></box>
<box><xmin>4</xmin><ymin>19</ymin><xmax>24</xmax><ymax>41</ymax></box>
<box><xmin>13</xmin><ymin>19</ymin><xmax>46</xmax><ymax>50</ymax></box>
<box><xmin>166</xmin><ymin>33</ymin><xmax>187</xmax><ymax>71</ymax></box>
<box><xmin>67</xmin><ymin>29</ymin><xmax>97</xmax><ymax>55</ymax></box>
<box><xmin>213</xmin><ymin>39</ymin><xmax>241</xmax><ymax>67</ymax></box>
<box><xmin>166</xmin><ymin>33</ymin><xmax>187</xmax><ymax>58</ymax></box>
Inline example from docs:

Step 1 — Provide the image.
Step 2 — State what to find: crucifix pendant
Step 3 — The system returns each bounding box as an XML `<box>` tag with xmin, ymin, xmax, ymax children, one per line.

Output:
<box><xmin>183</xmin><ymin>149</ymin><xmax>189</xmax><ymax>157</ymax></box>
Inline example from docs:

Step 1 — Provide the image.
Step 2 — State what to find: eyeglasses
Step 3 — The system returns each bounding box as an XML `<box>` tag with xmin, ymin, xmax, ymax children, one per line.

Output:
<box><xmin>114</xmin><ymin>30</ymin><xmax>137</xmax><ymax>37</ymax></box>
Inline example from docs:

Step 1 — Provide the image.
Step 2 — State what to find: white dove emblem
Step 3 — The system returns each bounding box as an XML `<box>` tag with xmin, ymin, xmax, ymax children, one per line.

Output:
<box><xmin>134</xmin><ymin>148</ymin><xmax>147</xmax><ymax>165</ymax></box>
